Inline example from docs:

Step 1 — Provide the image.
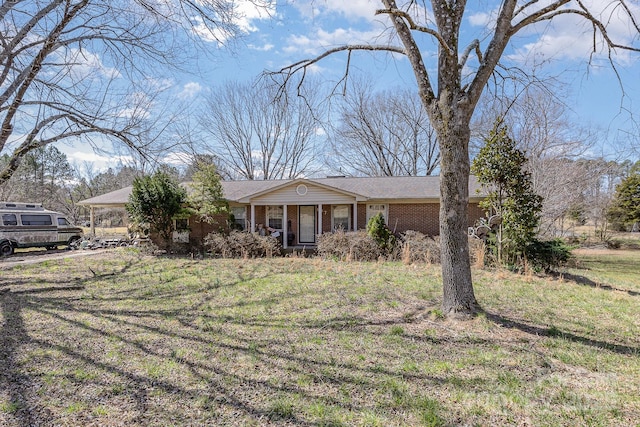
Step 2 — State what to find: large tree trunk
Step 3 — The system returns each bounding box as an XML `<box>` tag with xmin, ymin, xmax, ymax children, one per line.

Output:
<box><xmin>437</xmin><ymin>113</ymin><xmax>479</xmax><ymax>317</ymax></box>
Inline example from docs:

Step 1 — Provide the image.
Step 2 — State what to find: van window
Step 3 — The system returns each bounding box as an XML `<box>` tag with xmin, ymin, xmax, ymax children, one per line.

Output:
<box><xmin>57</xmin><ymin>217</ymin><xmax>70</xmax><ymax>226</ymax></box>
<box><xmin>20</xmin><ymin>214</ymin><xmax>53</xmax><ymax>226</ymax></box>
<box><xmin>2</xmin><ymin>214</ymin><xmax>17</xmax><ymax>226</ymax></box>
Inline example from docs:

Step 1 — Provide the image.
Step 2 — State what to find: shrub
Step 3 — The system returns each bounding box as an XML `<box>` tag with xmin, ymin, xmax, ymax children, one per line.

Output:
<box><xmin>468</xmin><ymin>237</ymin><xmax>486</xmax><ymax>268</ymax></box>
<box><xmin>316</xmin><ymin>230</ymin><xmax>384</xmax><ymax>261</ymax></box>
<box><xmin>524</xmin><ymin>238</ymin><xmax>573</xmax><ymax>272</ymax></box>
<box><xmin>204</xmin><ymin>231</ymin><xmax>281</xmax><ymax>258</ymax></box>
<box><xmin>605</xmin><ymin>239</ymin><xmax>621</xmax><ymax>250</ymax></box>
<box><xmin>393</xmin><ymin>231</ymin><xmax>485</xmax><ymax>266</ymax></box>
<box><xmin>125</xmin><ymin>172</ymin><xmax>187</xmax><ymax>250</ymax></box>
<box><xmin>366</xmin><ymin>213</ymin><xmax>395</xmax><ymax>252</ymax></box>
<box><xmin>318</xmin><ymin>229</ymin><xmax>487</xmax><ymax>265</ymax></box>
<box><xmin>395</xmin><ymin>230</ymin><xmax>440</xmax><ymax>264</ymax></box>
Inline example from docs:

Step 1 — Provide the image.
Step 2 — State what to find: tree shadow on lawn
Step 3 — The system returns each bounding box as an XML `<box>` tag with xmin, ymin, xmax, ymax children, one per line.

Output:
<box><xmin>549</xmin><ymin>271</ymin><xmax>639</xmax><ymax>297</ymax></box>
<box><xmin>0</xmin><ymin>267</ymin><xmax>453</xmax><ymax>426</ymax></box>
<box><xmin>482</xmin><ymin>311</ymin><xmax>639</xmax><ymax>356</ymax></box>
<box><xmin>0</xmin><ymin>290</ymin><xmax>50</xmax><ymax>426</ymax></box>
<box><xmin>0</xmin><ymin>285</ymin><xmax>325</xmax><ymax>426</ymax></box>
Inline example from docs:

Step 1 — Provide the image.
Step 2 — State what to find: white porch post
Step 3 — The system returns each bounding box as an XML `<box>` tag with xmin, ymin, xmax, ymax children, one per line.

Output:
<box><xmin>283</xmin><ymin>204</ymin><xmax>288</xmax><ymax>249</ymax></box>
<box><xmin>250</xmin><ymin>204</ymin><xmax>255</xmax><ymax>233</ymax></box>
<box><xmin>90</xmin><ymin>206</ymin><xmax>95</xmax><ymax>236</ymax></box>
<box><xmin>353</xmin><ymin>202</ymin><xmax>358</xmax><ymax>231</ymax></box>
<box><xmin>317</xmin><ymin>203</ymin><xmax>322</xmax><ymax>236</ymax></box>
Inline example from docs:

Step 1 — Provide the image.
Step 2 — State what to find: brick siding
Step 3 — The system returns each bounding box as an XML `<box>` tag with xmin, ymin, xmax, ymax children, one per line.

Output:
<box><xmin>179</xmin><ymin>202</ymin><xmax>486</xmax><ymax>246</ymax></box>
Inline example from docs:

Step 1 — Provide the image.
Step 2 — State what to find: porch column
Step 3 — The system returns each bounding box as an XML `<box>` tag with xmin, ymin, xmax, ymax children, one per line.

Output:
<box><xmin>282</xmin><ymin>204</ymin><xmax>288</xmax><ymax>249</ymax></box>
<box><xmin>250</xmin><ymin>204</ymin><xmax>255</xmax><ymax>233</ymax></box>
<box><xmin>90</xmin><ymin>206</ymin><xmax>95</xmax><ymax>236</ymax></box>
<box><xmin>317</xmin><ymin>203</ymin><xmax>323</xmax><ymax>236</ymax></box>
<box><xmin>353</xmin><ymin>202</ymin><xmax>358</xmax><ymax>231</ymax></box>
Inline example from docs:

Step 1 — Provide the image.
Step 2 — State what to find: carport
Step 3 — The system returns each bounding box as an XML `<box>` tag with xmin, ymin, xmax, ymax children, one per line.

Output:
<box><xmin>77</xmin><ymin>186</ymin><xmax>132</xmax><ymax>235</ymax></box>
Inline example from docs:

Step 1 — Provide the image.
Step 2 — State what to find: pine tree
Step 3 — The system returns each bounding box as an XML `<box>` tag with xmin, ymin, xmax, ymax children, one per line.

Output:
<box><xmin>126</xmin><ymin>172</ymin><xmax>187</xmax><ymax>249</ymax></box>
<box><xmin>608</xmin><ymin>172</ymin><xmax>640</xmax><ymax>231</ymax></box>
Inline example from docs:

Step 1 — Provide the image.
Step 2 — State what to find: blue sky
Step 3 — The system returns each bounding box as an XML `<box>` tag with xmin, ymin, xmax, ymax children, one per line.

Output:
<box><xmin>59</xmin><ymin>0</ymin><xmax>640</xmax><ymax>171</ymax></box>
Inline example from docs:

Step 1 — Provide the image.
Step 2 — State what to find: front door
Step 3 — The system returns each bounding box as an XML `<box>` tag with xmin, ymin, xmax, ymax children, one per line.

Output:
<box><xmin>298</xmin><ymin>205</ymin><xmax>316</xmax><ymax>244</ymax></box>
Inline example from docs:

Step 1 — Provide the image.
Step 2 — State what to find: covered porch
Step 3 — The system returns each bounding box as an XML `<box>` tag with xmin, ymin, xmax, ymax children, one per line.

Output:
<box><xmin>236</xmin><ymin>180</ymin><xmax>366</xmax><ymax>249</ymax></box>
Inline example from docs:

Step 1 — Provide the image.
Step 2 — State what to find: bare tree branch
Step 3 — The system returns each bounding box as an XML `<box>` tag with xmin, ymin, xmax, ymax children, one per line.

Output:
<box><xmin>375</xmin><ymin>7</ymin><xmax>453</xmax><ymax>55</ymax></box>
<box><xmin>1</xmin><ymin>0</ymin><xmax>270</xmax><ymax>184</ymax></box>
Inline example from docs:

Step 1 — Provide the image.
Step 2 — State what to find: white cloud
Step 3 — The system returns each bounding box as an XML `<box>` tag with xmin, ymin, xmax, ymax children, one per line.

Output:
<box><xmin>116</xmin><ymin>91</ymin><xmax>152</xmax><ymax>119</ymax></box>
<box><xmin>292</xmin><ymin>0</ymin><xmax>378</xmax><ymax>21</ymax></box>
<box><xmin>178</xmin><ymin>82</ymin><xmax>203</xmax><ymax>99</ymax></box>
<box><xmin>64</xmin><ymin>149</ymin><xmax>134</xmax><ymax>172</ymax></box>
<box><xmin>248</xmin><ymin>43</ymin><xmax>275</xmax><ymax>51</ymax></box>
<box><xmin>468</xmin><ymin>12</ymin><xmax>494</xmax><ymax>27</ymax></box>
<box><xmin>67</xmin><ymin>151</ymin><xmax>112</xmax><ymax>164</ymax></box>
<box><xmin>147</xmin><ymin>77</ymin><xmax>175</xmax><ymax>92</ymax></box>
<box><xmin>505</xmin><ymin>0</ymin><xmax>640</xmax><ymax>65</ymax></box>
<box><xmin>59</xmin><ymin>48</ymin><xmax>121</xmax><ymax>81</ymax></box>
<box><xmin>162</xmin><ymin>151</ymin><xmax>191</xmax><ymax>166</ymax></box>
<box><xmin>193</xmin><ymin>0</ymin><xmax>275</xmax><ymax>44</ymax></box>
<box><xmin>283</xmin><ymin>27</ymin><xmax>387</xmax><ymax>56</ymax></box>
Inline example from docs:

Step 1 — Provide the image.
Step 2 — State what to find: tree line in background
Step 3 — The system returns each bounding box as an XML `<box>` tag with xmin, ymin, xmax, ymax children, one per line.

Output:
<box><xmin>0</xmin><ymin>128</ymin><xmax>638</xmax><ymax>247</ymax></box>
<box><xmin>1</xmin><ymin>76</ymin><xmax>639</xmax><ymax>240</ymax></box>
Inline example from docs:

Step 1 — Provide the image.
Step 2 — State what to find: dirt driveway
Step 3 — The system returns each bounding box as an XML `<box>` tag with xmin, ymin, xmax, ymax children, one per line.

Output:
<box><xmin>0</xmin><ymin>249</ymin><xmax>109</xmax><ymax>269</ymax></box>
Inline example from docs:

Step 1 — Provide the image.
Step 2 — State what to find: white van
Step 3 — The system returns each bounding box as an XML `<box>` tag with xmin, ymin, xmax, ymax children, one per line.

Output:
<box><xmin>0</xmin><ymin>202</ymin><xmax>83</xmax><ymax>256</ymax></box>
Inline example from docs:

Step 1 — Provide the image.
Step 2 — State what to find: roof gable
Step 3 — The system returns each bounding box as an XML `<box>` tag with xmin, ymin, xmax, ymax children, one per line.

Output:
<box><xmin>236</xmin><ymin>178</ymin><xmax>365</xmax><ymax>203</ymax></box>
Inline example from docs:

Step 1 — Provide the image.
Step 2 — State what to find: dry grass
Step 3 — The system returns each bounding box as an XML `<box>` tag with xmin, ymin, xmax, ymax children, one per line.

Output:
<box><xmin>0</xmin><ymin>249</ymin><xmax>638</xmax><ymax>426</ymax></box>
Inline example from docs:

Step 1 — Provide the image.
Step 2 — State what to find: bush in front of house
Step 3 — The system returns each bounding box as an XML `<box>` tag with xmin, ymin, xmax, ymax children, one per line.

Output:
<box><xmin>394</xmin><ymin>230</ymin><xmax>441</xmax><ymax>264</ymax></box>
<box><xmin>366</xmin><ymin>213</ymin><xmax>395</xmax><ymax>252</ymax></box>
<box><xmin>204</xmin><ymin>230</ymin><xmax>282</xmax><ymax>258</ymax></box>
<box><xmin>524</xmin><ymin>238</ymin><xmax>573</xmax><ymax>272</ymax></box>
<box><xmin>316</xmin><ymin>229</ymin><xmax>384</xmax><ymax>261</ymax></box>
<box><xmin>318</xmin><ymin>229</ymin><xmax>486</xmax><ymax>265</ymax></box>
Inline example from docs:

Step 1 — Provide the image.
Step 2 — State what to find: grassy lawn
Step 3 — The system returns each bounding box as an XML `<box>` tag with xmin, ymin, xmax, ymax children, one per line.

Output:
<box><xmin>0</xmin><ymin>249</ymin><xmax>638</xmax><ymax>426</ymax></box>
<box><xmin>567</xmin><ymin>249</ymin><xmax>640</xmax><ymax>294</ymax></box>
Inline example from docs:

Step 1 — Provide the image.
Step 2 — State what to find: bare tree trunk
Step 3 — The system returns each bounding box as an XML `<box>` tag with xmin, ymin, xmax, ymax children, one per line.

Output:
<box><xmin>272</xmin><ymin>0</ymin><xmax>639</xmax><ymax>319</ymax></box>
<box><xmin>437</xmin><ymin>116</ymin><xmax>478</xmax><ymax>317</ymax></box>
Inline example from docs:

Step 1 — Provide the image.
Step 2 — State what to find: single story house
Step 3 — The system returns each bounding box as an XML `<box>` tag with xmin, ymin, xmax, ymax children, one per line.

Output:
<box><xmin>78</xmin><ymin>175</ymin><xmax>486</xmax><ymax>248</ymax></box>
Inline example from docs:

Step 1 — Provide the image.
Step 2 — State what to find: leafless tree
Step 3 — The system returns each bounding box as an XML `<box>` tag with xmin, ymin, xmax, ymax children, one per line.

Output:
<box><xmin>198</xmin><ymin>78</ymin><xmax>324</xmax><ymax>180</ymax></box>
<box><xmin>327</xmin><ymin>80</ymin><xmax>439</xmax><ymax>176</ymax></box>
<box><xmin>272</xmin><ymin>1</ymin><xmax>640</xmax><ymax>317</ymax></box>
<box><xmin>0</xmin><ymin>0</ymin><xmax>271</xmax><ymax>185</ymax></box>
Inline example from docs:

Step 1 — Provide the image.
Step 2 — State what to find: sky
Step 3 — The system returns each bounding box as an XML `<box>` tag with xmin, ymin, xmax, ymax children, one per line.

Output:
<box><xmin>57</xmin><ymin>0</ymin><xmax>640</xmax><ymax>172</ymax></box>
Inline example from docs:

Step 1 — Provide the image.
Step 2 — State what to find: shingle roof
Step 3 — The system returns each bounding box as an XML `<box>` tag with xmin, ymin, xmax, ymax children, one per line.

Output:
<box><xmin>316</xmin><ymin>175</ymin><xmax>484</xmax><ymax>199</ymax></box>
<box><xmin>76</xmin><ymin>186</ymin><xmax>135</xmax><ymax>207</ymax></box>
<box><xmin>77</xmin><ymin>175</ymin><xmax>485</xmax><ymax>206</ymax></box>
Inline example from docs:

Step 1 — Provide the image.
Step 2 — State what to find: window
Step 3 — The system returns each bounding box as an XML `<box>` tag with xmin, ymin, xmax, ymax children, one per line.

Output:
<box><xmin>57</xmin><ymin>217</ymin><xmax>70</xmax><ymax>226</ymax></box>
<box><xmin>332</xmin><ymin>205</ymin><xmax>350</xmax><ymax>231</ymax></box>
<box><xmin>366</xmin><ymin>204</ymin><xmax>387</xmax><ymax>223</ymax></box>
<box><xmin>2</xmin><ymin>214</ymin><xmax>17</xmax><ymax>226</ymax></box>
<box><xmin>230</xmin><ymin>206</ymin><xmax>246</xmax><ymax>231</ymax></box>
<box><xmin>20</xmin><ymin>214</ymin><xmax>52</xmax><ymax>225</ymax></box>
<box><xmin>173</xmin><ymin>218</ymin><xmax>190</xmax><ymax>243</ymax></box>
<box><xmin>175</xmin><ymin>218</ymin><xmax>189</xmax><ymax>231</ymax></box>
<box><xmin>267</xmin><ymin>205</ymin><xmax>283</xmax><ymax>230</ymax></box>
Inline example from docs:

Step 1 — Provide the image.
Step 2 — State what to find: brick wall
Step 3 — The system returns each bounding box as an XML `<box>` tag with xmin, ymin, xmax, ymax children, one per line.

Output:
<box><xmin>388</xmin><ymin>203</ymin><xmax>440</xmax><ymax>235</ymax></box>
<box><xmin>357</xmin><ymin>204</ymin><xmax>367</xmax><ymax>230</ymax></box>
<box><xmin>180</xmin><ymin>202</ymin><xmax>486</xmax><ymax>245</ymax></box>
<box><xmin>356</xmin><ymin>202</ymin><xmax>486</xmax><ymax>237</ymax></box>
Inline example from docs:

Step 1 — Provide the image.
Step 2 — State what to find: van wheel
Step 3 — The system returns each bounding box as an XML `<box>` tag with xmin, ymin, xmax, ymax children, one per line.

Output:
<box><xmin>0</xmin><ymin>242</ymin><xmax>14</xmax><ymax>257</ymax></box>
